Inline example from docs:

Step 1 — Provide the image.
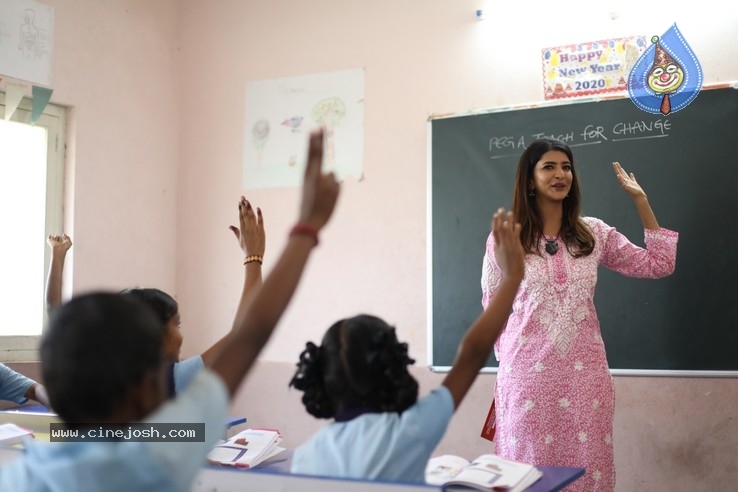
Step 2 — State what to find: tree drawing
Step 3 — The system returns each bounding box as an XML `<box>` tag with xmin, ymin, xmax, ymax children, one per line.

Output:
<box><xmin>311</xmin><ymin>97</ymin><xmax>346</xmax><ymax>171</ymax></box>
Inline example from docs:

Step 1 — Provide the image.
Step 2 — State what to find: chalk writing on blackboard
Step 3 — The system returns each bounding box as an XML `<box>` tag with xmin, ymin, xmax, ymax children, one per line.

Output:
<box><xmin>488</xmin><ymin>118</ymin><xmax>671</xmax><ymax>159</ymax></box>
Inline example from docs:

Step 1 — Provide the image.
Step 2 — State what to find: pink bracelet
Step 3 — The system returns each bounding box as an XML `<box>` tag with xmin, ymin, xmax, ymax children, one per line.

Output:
<box><xmin>290</xmin><ymin>223</ymin><xmax>319</xmax><ymax>246</ymax></box>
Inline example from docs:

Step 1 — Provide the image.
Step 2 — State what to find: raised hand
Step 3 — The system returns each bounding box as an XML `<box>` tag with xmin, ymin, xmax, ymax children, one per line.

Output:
<box><xmin>492</xmin><ymin>208</ymin><xmax>524</xmax><ymax>282</ymax></box>
<box><xmin>229</xmin><ymin>197</ymin><xmax>265</xmax><ymax>257</ymax></box>
<box><xmin>200</xmin><ymin>197</ymin><xmax>266</xmax><ymax>365</ymax></box>
<box><xmin>298</xmin><ymin>129</ymin><xmax>340</xmax><ymax>231</ymax></box>
<box><xmin>46</xmin><ymin>235</ymin><xmax>72</xmax><ymax>313</ymax></box>
<box><xmin>441</xmin><ymin>208</ymin><xmax>523</xmax><ymax>409</ymax></box>
<box><xmin>613</xmin><ymin>162</ymin><xmax>647</xmax><ymax>200</ymax></box>
<box><xmin>207</xmin><ymin>129</ymin><xmax>342</xmax><ymax>398</ymax></box>
<box><xmin>47</xmin><ymin>234</ymin><xmax>72</xmax><ymax>256</ymax></box>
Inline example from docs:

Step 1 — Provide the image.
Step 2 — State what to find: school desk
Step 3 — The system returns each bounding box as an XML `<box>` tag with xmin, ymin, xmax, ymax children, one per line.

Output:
<box><xmin>0</xmin><ymin>404</ymin><xmax>60</xmax><ymax>441</ymax></box>
<box><xmin>194</xmin><ymin>450</ymin><xmax>584</xmax><ymax>492</ymax></box>
<box><xmin>0</xmin><ymin>443</ymin><xmax>583</xmax><ymax>491</ymax></box>
<box><xmin>1</xmin><ymin>407</ymin><xmax>583</xmax><ymax>491</ymax></box>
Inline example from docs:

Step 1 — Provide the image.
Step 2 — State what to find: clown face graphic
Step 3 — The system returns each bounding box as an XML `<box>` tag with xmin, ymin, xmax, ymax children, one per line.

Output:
<box><xmin>647</xmin><ymin>36</ymin><xmax>684</xmax><ymax>95</ymax></box>
<box><xmin>648</xmin><ymin>62</ymin><xmax>684</xmax><ymax>94</ymax></box>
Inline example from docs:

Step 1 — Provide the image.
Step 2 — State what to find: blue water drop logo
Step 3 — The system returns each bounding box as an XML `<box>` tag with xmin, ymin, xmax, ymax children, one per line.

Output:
<box><xmin>627</xmin><ymin>23</ymin><xmax>703</xmax><ymax>114</ymax></box>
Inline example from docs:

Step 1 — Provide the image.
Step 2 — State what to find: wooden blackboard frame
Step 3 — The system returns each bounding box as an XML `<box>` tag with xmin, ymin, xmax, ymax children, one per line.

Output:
<box><xmin>427</xmin><ymin>83</ymin><xmax>738</xmax><ymax>377</ymax></box>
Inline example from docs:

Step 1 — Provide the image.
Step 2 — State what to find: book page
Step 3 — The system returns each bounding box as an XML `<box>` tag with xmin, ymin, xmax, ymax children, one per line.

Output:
<box><xmin>207</xmin><ymin>428</ymin><xmax>281</xmax><ymax>468</ymax></box>
<box><xmin>0</xmin><ymin>423</ymin><xmax>34</xmax><ymax>445</ymax></box>
<box><xmin>425</xmin><ymin>455</ymin><xmax>472</xmax><ymax>485</ymax></box>
<box><xmin>447</xmin><ymin>454</ymin><xmax>536</xmax><ymax>490</ymax></box>
<box><xmin>207</xmin><ymin>445</ymin><xmax>247</xmax><ymax>464</ymax></box>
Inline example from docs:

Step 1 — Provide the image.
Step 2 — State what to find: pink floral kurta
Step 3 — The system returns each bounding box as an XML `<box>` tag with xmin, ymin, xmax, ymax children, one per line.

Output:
<box><xmin>481</xmin><ymin>217</ymin><xmax>678</xmax><ymax>491</ymax></box>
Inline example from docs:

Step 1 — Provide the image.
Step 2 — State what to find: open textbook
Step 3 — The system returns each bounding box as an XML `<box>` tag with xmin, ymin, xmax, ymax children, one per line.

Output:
<box><xmin>425</xmin><ymin>454</ymin><xmax>543</xmax><ymax>491</ymax></box>
<box><xmin>0</xmin><ymin>423</ymin><xmax>35</xmax><ymax>446</ymax></box>
<box><xmin>206</xmin><ymin>428</ymin><xmax>284</xmax><ymax>469</ymax></box>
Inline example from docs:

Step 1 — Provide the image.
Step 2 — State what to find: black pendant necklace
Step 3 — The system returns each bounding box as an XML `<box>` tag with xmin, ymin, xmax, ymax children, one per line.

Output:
<box><xmin>544</xmin><ymin>235</ymin><xmax>559</xmax><ymax>255</ymax></box>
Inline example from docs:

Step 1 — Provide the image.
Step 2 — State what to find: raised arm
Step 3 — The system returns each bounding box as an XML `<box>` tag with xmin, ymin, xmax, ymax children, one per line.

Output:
<box><xmin>613</xmin><ymin>162</ymin><xmax>659</xmax><ymax>230</ymax></box>
<box><xmin>45</xmin><ymin>235</ymin><xmax>72</xmax><ymax>314</ymax></box>
<box><xmin>208</xmin><ymin>129</ymin><xmax>340</xmax><ymax>396</ymax></box>
<box><xmin>0</xmin><ymin>363</ymin><xmax>48</xmax><ymax>407</ymax></box>
<box><xmin>200</xmin><ymin>198</ymin><xmax>266</xmax><ymax>365</ymax></box>
<box><xmin>24</xmin><ymin>383</ymin><xmax>50</xmax><ymax>408</ymax></box>
<box><xmin>443</xmin><ymin>209</ymin><xmax>524</xmax><ymax>409</ymax></box>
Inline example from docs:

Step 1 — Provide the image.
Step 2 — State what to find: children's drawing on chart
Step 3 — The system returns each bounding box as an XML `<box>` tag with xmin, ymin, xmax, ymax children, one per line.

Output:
<box><xmin>0</xmin><ymin>0</ymin><xmax>54</xmax><ymax>86</ymax></box>
<box><xmin>251</xmin><ymin>118</ymin><xmax>270</xmax><ymax>169</ymax></box>
<box><xmin>280</xmin><ymin>115</ymin><xmax>304</xmax><ymax>167</ymax></box>
<box><xmin>243</xmin><ymin>68</ymin><xmax>364</xmax><ymax>190</ymax></box>
<box><xmin>281</xmin><ymin>116</ymin><xmax>304</xmax><ymax>132</ymax></box>
<box><xmin>627</xmin><ymin>23</ymin><xmax>702</xmax><ymax>115</ymax></box>
<box><xmin>19</xmin><ymin>9</ymin><xmax>43</xmax><ymax>59</ymax></box>
<box><xmin>311</xmin><ymin>97</ymin><xmax>346</xmax><ymax>172</ymax></box>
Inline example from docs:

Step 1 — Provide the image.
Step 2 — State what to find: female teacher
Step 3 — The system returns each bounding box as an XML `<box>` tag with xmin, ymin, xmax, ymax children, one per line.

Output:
<box><xmin>480</xmin><ymin>138</ymin><xmax>678</xmax><ymax>491</ymax></box>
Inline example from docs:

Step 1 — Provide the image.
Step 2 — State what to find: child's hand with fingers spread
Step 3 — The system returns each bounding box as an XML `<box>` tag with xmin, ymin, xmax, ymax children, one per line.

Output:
<box><xmin>229</xmin><ymin>197</ymin><xmax>265</xmax><ymax>258</ymax></box>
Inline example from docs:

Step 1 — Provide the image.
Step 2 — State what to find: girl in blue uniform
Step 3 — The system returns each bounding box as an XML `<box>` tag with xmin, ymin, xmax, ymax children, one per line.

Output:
<box><xmin>289</xmin><ymin>208</ymin><xmax>525</xmax><ymax>483</ymax></box>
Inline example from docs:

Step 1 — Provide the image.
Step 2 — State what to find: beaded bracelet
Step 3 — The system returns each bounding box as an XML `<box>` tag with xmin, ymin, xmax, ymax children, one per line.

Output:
<box><xmin>290</xmin><ymin>223</ymin><xmax>319</xmax><ymax>246</ymax></box>
<box><xmin>243</xmin><ymin>255</ymin><xmax>263</xmax><ymax>265</ymax></box>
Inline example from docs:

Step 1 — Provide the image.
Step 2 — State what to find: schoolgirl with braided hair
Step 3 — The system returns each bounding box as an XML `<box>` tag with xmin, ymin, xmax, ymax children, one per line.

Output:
<box><xmin>290</xmin><ymin>315</ymin><xmax>419</xmax><ymax>420</ymax></box>
<box><xmin>289</xmin><ymin>208</ymin><xmax>525</xmax><ymax>483</ymax></box>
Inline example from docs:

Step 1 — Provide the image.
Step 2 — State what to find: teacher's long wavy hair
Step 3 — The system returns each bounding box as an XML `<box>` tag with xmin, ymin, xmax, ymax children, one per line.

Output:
<box><xmin>511</xmin><ymin>138</ymin><xmax>595</xmax><ymax>257</ymax></box>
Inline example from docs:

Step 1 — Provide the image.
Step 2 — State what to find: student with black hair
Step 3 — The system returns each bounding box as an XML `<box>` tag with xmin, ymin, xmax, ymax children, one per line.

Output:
<box><xmin>46</xmin><ymin>197</ymin><xmax>266</xmax><ymax>397</ymax></box>
<box><xmin>0</xmin><ymin>129</ymin><xmax>339</xmax><ymax>492</ymax></box>
<box><xmin>121</xmin><ymin>198</ymin><xmax>265</xmax><ymax>396</ymax></box>
<box><xmin>289</xmin><ymin>208</ymin><xmax>525</xmax><ymax>483</ymax></box>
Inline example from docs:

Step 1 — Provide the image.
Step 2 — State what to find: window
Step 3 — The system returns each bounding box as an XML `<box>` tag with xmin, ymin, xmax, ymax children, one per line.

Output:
<box><xmin>0</xmin><ymin>92</ymin><xmax>66</xmax><ymax>362</ymax></box>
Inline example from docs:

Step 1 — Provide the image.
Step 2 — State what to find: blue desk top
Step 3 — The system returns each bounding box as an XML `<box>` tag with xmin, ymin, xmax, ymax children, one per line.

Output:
<box><xmin>527</xmin><ymin>465</ymin><xmax>585</xmax><ymax>492</ymax></box>
<box><xmin>253</xmin><ymin>450</ymin><xmax>584</xmax><ymax>492</ymax></box>
<box><xmin>0</xmin><ymin>405</ymin><xmax>50</xmax><ymax>414</ymax></box>
<box><xmin>0</xmin><ymin>405</ymin><xmax>246</xmax><ymax>429</ymax></box>
<box><xmin>225</xmin><ymin>416</ymin><xmax>247</xmax><ymax>428</ymax></box>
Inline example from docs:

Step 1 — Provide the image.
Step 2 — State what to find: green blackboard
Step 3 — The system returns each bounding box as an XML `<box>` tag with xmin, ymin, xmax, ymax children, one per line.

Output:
<box><xmin>429</xmin><ymin>85</ymin><xmax>738</xmax><ymax>375</ymax></box>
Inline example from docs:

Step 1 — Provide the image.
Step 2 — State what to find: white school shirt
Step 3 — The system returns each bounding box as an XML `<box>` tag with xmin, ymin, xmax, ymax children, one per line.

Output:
<box><xmin>0</xmin><ymin>369</ymin><xmax>229</xmax><ymax>492</ymax></box>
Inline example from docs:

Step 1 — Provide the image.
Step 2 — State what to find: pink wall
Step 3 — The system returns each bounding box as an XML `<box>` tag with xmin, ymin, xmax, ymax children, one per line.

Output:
<box><xmin>20</xmin><ymin>0</ymin><xmax>738</xmax><ymax>491</ymax></box>
<box><xmin>44</xmin><ymin>0</ymin><xmax>181</xmax><ymax>296</ymax></box>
